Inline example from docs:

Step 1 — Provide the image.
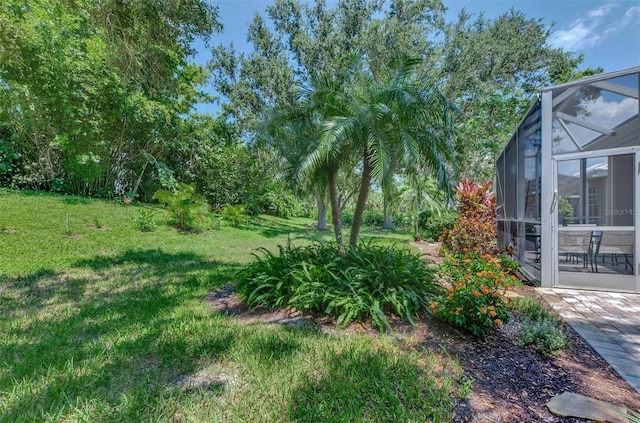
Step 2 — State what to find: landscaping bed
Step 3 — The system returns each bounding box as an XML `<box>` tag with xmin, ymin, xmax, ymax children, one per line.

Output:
<box><xmin>209</xmin><ymin>283</ymin><xmax>640</xmax><ymax>422</ymax></box>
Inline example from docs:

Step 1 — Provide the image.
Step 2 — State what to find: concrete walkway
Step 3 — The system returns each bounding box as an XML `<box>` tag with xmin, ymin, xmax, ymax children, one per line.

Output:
<box><xmin>536</xmin><ymin>288</ymin><xmax>640</xmax><ymax>394</ymax></box>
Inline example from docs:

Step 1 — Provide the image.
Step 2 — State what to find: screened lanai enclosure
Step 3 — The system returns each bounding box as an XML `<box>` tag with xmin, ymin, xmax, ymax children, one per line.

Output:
<box><xmin>496</xmin><ymin>67</ymin><xmax>640</xmax><ymax>293</ymax></box>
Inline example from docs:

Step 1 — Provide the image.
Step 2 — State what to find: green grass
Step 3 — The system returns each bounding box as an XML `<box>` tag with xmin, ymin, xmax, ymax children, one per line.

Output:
<box><xmin>0</xmin><ymin>189</ymin><xmax>463</xmax><ymax>422</ymax></box>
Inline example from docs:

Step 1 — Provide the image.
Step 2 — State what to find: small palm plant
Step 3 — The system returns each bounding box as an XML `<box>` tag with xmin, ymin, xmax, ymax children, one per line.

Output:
<box><xmin>152</xmin><ymin>182</ymin><xmax>210</xmax><ymax>231</ymax></box>
<box><xmin>220</xmin><ymin>204</ymin><xmax>247</xmax><ymax>228</ymax></box>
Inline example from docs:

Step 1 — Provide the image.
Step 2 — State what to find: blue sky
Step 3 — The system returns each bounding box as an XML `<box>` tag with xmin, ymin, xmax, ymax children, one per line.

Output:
<box><xmin>195</xmin><ymin>0</ymin><xmax>640</xmax><ymax>114</ymax></box>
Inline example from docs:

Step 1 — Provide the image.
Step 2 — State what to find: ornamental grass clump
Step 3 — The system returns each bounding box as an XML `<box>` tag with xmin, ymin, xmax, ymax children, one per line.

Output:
<box><xmin>511</xmin><ymin>297</ymin><xmax>568</xmax><ymax>355</ymax></box>
<box><xmin>235</xmin><ymin>241</ymin><xmax>443</xmax><ymax>331</ymax></box>
<box><xmin>431</xmin><ymin>253</ymin><xmax>514</xmax><ymax>338</ymax></box>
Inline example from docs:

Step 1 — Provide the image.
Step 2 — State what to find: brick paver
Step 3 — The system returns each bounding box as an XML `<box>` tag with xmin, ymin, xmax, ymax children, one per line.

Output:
<box><xmin>536</xmin><ymin>288</ymin><xmax>640</xmax><ymax>394</ymax></box>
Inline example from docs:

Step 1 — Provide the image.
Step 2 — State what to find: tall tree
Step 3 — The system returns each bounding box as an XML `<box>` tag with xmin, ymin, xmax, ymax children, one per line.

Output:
<box><xmin>266</xmin><ymin>68</ymin><xmax>352</xmax><ymax>245</ymax></box>
<box><xmin>210</xmin><ymin>0</ymin><xmax>450</xmax><ymax>228</ymax></box>
<box><xmin>209</xmin><ymin>0</ymin><xmax>589</xmax><ymax>226</ymax></box>
<box><xmin>272</xmin><ymin>54</ymin><xmax>456</xmax><ymax>247</ymax></box>
<box><xmin>0</xmin><ymin>0</ymin><xmax>221</xmax><ymax>196</ymax></box>
<box><xmin>209</xmin><ymin>0</ymin><xmax>446</xmax><ymax>133</ymax></box>
<box><xmin>437</xmin><ymin>9</ymin><xmax>588</xmax><ymax>180</ymax></box>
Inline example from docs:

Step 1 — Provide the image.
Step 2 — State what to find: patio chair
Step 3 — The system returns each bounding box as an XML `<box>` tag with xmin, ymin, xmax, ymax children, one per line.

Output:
<box><xmin>558</xmin><ymin>232</ymin><xmax>592</xmax><ymax>268</ymax></box>
<box><xmin>596</xmin><ymin>231</ymin><xmax>634</xmax><ymax>272</ymax></box>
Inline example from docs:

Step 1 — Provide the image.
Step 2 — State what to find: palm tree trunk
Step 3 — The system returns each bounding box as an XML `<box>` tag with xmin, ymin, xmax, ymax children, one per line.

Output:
<box><xmin>382</xmin><ymin>184</ymin><xmax>394</xmax><ymax>229</ymax></box>
<box><xmin>383</xmin><ymin>202</ymin><xmax>394</xmax><ymax>229</ymax></box>
<box><xmin>316</xmin><ymin>195</ymin><xmax>328</xmax><ymax>231</ymax></box>
<box><xmin>328</xmin><ymin>169</ymin><xmax>343</xmax><ymax>247</ymax></box>
<box><xmin>316</xmin><ymin>189</ymin><xmax>328</xmax><ymax>231</ymax></box>
<box><xmin>413</xmin><ymin>217</ymin><xmax>421</xmax><ymax>241</ymax></box>
<box><xmin>349</xmin><ymin>151</ymin><xmax>373</xmax><ymax>246</ymax></box>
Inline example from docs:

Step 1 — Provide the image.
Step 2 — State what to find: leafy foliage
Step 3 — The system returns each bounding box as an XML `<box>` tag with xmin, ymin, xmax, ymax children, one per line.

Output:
<box><xmin>431</xmin><ymin>254</ymin><xmax>513</xmax><ymax>338</ymax></box>
<box><xmin>220</xmin><ymin>204</ymin><xmax>247</xmax><ymax>228</ymax></box>
<box><xmin>134</xmin><ymin>208</ymin><xmax>157</xmax><ymax>232</ymax></box>
<box><xmin>419</xmin><ymin>210</ymin><xmax>457</xmax><ymax>242</ymax></box>
<box><xmin>440</xmin><ymin>9</ymin><xmax>592</xmax><ymax>180</ymax></box>
<box><xmin>259</xmin><ymin>190</ymin><xmax>304</xmax><ymax>218</ymax></box>
<box><xmin>236</xmin><ymin>242</ymin><xmax>443</xmax><ymax>331</ymax></box>
<box><xmin>152</xmin><ymin>182</ymin><xmax>210</xmax><ymax>231</ymax></box>
<box><xmin>511</xmin><ymin>297</ymin><xmax>568</xmax><ymax>355</ymax></box>
<box><xmin>441</xmin><ymin>178</ymin><xmax>496</xmax><ymax>255</ymax></box>
<box><xmin>0</xmin><ymin>0</ymin><xmax>220</xmax><ymax>197</ymax></box>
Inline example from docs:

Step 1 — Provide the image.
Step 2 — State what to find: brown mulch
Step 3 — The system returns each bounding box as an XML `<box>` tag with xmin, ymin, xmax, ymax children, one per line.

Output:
<box><xmin>207</xmin><ymin>242</ymin><xmax>640</xmax><ymax>422</ymax></box>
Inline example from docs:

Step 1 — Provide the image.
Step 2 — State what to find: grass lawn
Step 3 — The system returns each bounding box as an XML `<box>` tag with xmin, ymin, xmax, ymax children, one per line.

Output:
<box><xmin>0</xmin><ymin>189</ymin><xmax>464</xmax><ymax>422</ymax></box>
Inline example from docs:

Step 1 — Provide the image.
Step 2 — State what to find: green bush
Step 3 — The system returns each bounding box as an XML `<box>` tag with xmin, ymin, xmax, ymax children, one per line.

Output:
<box><xmin>431</xmin><ymin>253</ymin><xmax>513</xmax><ymax>338</ymax></box>
<box><xmin>259</xmin><ymin>190</ymin><xmax>304</xmax><ymax>218</ymax></box>
<box><xmin>236</xmin><ymin>242</ymin><xmax>443</xmax><ymax>331</ymax></box>
<box><xmin>220</xmin><ymin>204</ymin><xmax>247</xmax><ymax>227</ymax></box>
<box><xmin>152</xmin><ymin>182</ymin><xmax>210</xmax><ymax>231</ymax></box>
<box><xmin>511</xmin><ymin>297</ymin><xmax>568</xmax><ymax>355</ymax></box>
<box><xmin>362</xmin><ymin>209</ymin><xmax>384</xmax><ymax>226</ymax></box>
<box><xmin>419</xmin><ymin>210</ymin><xmax>457</xmax><ymax>241</ymax></box>
<box><xmin>134</xmin><ymin>208</ymin><xmax>157</xmax><ymax>232</ymax></box>
<box><xmin>341</xmin><ymin>211</ymin><xmax>354</xmax><ymax>225</ymax></box>
<box><xmin>391</xmin><ymin>211</ymin><xmax>412</xmax><ymax>229</ymax></box>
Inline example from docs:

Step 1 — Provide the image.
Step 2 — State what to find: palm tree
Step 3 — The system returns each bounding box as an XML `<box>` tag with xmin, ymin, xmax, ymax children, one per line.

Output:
<box><xmin>318</xmin><ymin>54</ymin><xmax>457</xmax><ymax>246</ymax></box>
<box><xmin>265</xmin><ymin>52</ymin><xmax>457</xmax><ymax>248</ymax></box>
<box><xmin>264</xmin><ymin>70</ymin><xmax>352</xmax><ymax>247</ymax></box>
<box><xmin>400</xmin><ymin>173</ymin><xmax>447</xmax><ymax>241</ymax></box>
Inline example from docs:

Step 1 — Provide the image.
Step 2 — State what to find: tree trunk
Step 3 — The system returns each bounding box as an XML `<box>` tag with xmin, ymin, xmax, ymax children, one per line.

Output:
<box><xmin>413</xmin><ymin>217</ymin><xmax>421</xmax><ymax>241</ymax></box>
<box><xmin>328</xmin><ymin>169</ymin><xmax>344</xmax><ymax>248</ymax></box>
<box><xmin>316</xmin><ymin>188</ymin><xmax>328</xmax><ymax>231</ymax></box>
<box><xmin>349</xmin><ymin>151</ymin><xmax>373</xmax><ymax>247</ymax></box>
<box><xmin>383</xmin><ymin>204</ymin><xmax>394</xmax><ymax>229</ymax></box>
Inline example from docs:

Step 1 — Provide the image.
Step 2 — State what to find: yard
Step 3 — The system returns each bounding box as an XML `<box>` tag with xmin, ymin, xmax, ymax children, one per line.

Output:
<box><xmin>1</xmin><ymin>189</ymin><xmax>638</xmax><ymax>422</ymax></box>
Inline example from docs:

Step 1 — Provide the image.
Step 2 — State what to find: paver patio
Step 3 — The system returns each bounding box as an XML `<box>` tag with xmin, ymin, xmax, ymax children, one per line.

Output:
<box><xmin>536</xmin><ymin>288</ymin><xmax>640</xmax><ymax>394</ymax></box>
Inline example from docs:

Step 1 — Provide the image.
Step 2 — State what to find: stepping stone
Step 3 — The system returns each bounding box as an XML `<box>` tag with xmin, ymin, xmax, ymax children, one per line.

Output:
<box><xmin>546</xmin><ymin>392</ymin><xmax>629</xmax><ymax>423</ymax></box>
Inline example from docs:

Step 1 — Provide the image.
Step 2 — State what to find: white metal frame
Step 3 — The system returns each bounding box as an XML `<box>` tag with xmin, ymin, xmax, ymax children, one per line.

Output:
<box><xmin>530</xmin><ymin>69</ymin><xmax>640</xmax><ymax>292</ymax></box>
<box><xmin>548</xmin><ymin>147</ymin><xmax>639</xmax><ymax>292</ymax></box>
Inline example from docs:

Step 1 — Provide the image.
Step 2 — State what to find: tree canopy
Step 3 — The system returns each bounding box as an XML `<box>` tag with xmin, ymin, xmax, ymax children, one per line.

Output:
<box><xmin>209</xmin><ymin>0</ymin><xmax>590</xmax><ymax>180</ymax></box>
<box><xmin>0</xmin><ymin>0</ymin><xmax>221</xmax><ymax>197</ymax></box>
<box><xmin>0</xmin><ymin>0</ymin><xmax>600</xmax><ymax>236</ymax></box>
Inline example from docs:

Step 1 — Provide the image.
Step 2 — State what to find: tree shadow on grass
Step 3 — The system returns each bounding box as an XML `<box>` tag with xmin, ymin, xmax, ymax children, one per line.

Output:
<box><xmin>248</xmin><ymin>216</ymin><xmax>330</xmax><ymax>240</ymax></box>
<box><xmin>289</xmin><ymin>345</ymin><xmax>455</xmax><ymax>423</ymax></box>
<box><xmin>0</xmin><ymin>249</ymin><xmax>240</xmax><ymax>421</ymax></box>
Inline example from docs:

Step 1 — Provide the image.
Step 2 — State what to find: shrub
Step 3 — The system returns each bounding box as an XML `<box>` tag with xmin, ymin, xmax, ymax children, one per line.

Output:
<box><xmin>152</xmin><ymin>182</ymin><xmax>210</xmax><ymax>231</ymax></box>
<box><xmin>341</xmin><ymin>211</ymin><xmax>354</xmax><ymax>226</ymax></box>
<box><xmin>134</xmin><ymin>208</ymin><xmax>157</xmax><ymax>232</ymax></box>
<box><xmin>419</xmin><ymin>210</ymin><xmax>457</xmax><ymax>241</ymax></box>
<box><xmin>431</xmin><ymin>253</ymin><xmax>513</xmax><ymax>338</ymax></box>
<box><xmin>259</xmin><ymin>190</ymin><xmax>304</xmax><ymax>218</ymax></box>
<box><xmin>441</xmin><ymin>179</ymin><xmax>496</xmax><ymax>255</ymax></box>
<box><xmin>236</xmin><ymin>242</ymin><xmax>443</xmax><ymax>331</ymax></box>
<box><xmin>498</xmin><ymin>254</ymin><xmax>521</xmax><ymax>279</ymax></box>
<box><xmin>516</xmin><ymin>320</ymin><xmax>568</xmax><ymax>355</ymax></box>
<box><xmin>511</xmin><ymin>297</ymin><xmax>568</xmax><ymax>355</ymax></box>
<box><xmin>220</xmin><ymin>204</ymin><xmax>247</xmax><ymax>227</ymax></box>
<box><xmin>362</xmin><ymin>209</ymin><xmax>384</xmax><ymax>227</ymax></box>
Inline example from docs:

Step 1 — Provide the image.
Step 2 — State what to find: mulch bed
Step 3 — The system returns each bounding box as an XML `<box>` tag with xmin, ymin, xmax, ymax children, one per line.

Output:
<box><xmin>422</xmin><ymin>287</ymin><xmax>640</xmax><ymax>422</ymax></box>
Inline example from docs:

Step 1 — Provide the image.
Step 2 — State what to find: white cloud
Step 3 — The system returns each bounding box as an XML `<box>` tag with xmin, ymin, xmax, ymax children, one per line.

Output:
<box><xmin>604</xmin><ymin>5</ymin><xmax>640</xmax><ymax>38</ymax></box>
<box><xmin>587</xmin><ymin>3</ymin><xmax>613</xmax><ymax>18</ymax></box>
<box><xmin>549</xmin><ymin>22</ymin><xmax>600</xmax><ymax>50</ymax></box>
<box><xmin>549</xmin><ymin>2</ymin><xmax>639</xmax><ymax>51</ymax></box>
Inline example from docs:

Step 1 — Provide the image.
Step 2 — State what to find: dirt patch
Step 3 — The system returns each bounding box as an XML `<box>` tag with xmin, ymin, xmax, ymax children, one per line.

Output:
<box><xmin>409</xmin><ymin>240</ymin><xmax>443</xmax><ymax>264</ymax></box>
<box><xmin>207</xmin><ymin>285</ymin><xmax>315</xmax><ymax>328</ymax></box>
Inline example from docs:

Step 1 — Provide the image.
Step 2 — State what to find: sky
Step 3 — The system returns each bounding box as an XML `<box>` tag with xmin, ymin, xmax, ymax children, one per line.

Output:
<box><xmin>195</xmin><ymin>0</ymin><xmax>640</xmax><ymax>114</ymax></box>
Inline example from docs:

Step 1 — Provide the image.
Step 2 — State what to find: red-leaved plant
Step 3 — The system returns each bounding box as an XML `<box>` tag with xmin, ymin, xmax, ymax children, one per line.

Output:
<box><xmin>440</xmin><ymin>178</ymin><xmax>496</xmax><ymax>255</ymax></box>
